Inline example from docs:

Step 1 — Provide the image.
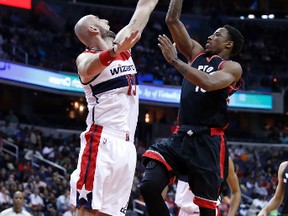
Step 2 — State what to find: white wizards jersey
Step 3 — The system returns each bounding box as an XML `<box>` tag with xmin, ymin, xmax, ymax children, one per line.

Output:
<box><xmin>80</xmin><ymin>50</ymin><xmax>139</xmax><ymax>142</ymax></box>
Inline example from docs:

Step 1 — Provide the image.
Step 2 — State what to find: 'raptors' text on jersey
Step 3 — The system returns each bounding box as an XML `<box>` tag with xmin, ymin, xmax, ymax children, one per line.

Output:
<box><xmin>179</xmin><ymin>52</ymin><xmax>240</xmax><ymax>127</ymax></box>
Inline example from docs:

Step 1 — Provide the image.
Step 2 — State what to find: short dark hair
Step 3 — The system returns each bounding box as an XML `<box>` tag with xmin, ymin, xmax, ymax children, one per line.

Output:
<box><xmin>224</xmin><ymin>24</ymin><xmax>244</xmax><ymax>56</ymax></box>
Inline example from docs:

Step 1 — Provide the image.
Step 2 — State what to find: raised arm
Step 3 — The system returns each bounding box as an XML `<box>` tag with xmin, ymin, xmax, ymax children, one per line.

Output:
<box><xmin>157</xmin><ymin>34</ymin><xmax>242</xmax><ymax>91</ymax></box>
<box><xmin>114</xmin><ymin>0</ymin><xmax>159</xmax><ymax>44</ymax></box>
<box><xmin>257</xmin><ymin>161</ymin><xmax>287</xmax><ymax>216</ymax></box>
<box><xmin>226</xmin><ymin>157</ymin><xmax>241</xmax><ymax>216</ymax></box>
<box><xmin>165</xmin><ymin>0</ymin><xmax>203</xmax><ymax>62</ymax></box>
<box><xmin>77</xmin><ymin>31</ymin><xmax>140</xmax><ymax>83</ymax></box>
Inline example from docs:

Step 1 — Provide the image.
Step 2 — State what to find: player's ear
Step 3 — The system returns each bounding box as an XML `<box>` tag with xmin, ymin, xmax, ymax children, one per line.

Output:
<box><xmin>88</xmin><ymin>25</ymin><xmax>99</xmax><ymax>33</ymax></box>
<box><xmin>226</xmin><ymin>40</ymin><xmax>234</xmax><ymax>49</ymax></box>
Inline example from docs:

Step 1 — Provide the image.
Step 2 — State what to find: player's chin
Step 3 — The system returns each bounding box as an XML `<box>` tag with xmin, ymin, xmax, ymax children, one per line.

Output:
<box><xmin>205</xmin><ymin>49</ymin><xmax>212</xmax><ymax>56</ymax></box>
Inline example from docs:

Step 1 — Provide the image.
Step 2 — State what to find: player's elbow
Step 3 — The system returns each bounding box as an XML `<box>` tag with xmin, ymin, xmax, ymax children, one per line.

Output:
<box><xmin>234</xmin><ymin>191</ymin><xmax>242</xmax><ymax>202</ymax></box>
<box><xmin>198</xmin><ymin>82</ymin><xmax>215</xmax><ymax>92</ymax></box>
<box><xmin>138</xmin><ymin>0</ymin><xmax>158</xmax><ymax>7</ymax></box>
<box><xmin>149</xmin><ymin>0</ymin><xmax>159</xmax><ymax>8</ymax></box>
<box><xmin>165</xmin><ymin>16</ymin><xmax>178</xmax><ymax>26</ymax></box>
<box><xmin>202</xmin><ymin>78</ymin><xmax>232</xmax><ymax>92</ymax></box>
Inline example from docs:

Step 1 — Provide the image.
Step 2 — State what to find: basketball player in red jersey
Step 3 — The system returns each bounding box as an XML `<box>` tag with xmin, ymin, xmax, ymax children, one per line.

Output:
<box><xmin>69</xmin><ymin>0</ymin><xmax>158</xmax><ymax>215</ymax></box>
<box><xmin>139</xmin><ymin>0</ymin><xmax>244</xmax><ymax>215</ymax></box>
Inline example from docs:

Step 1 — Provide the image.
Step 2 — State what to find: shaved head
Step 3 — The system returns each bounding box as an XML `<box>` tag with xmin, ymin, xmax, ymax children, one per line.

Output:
<box><xmin>13</xmin><ymin>191</ymin><xmax>25</xmax><ymax>213</ymax></box>
<box><xmin>74</xmin><ymin>15</ymin><xmax>95</xmax><ymax>47</ymax></box>
<box><xmin>74</xmin><ymin>15</ymin><xmax>116</xmax><ymax>48</ymax></box>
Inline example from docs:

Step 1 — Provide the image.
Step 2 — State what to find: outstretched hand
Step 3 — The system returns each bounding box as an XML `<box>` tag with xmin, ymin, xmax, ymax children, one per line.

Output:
<box><xmin>158</xmin><ymin>34</ymin><xmax>178</xmax><ymax>64</ymax></box>
<box><xmin>113</xmin><ymin>30</ymin><xmax>141</xmax><ymax>55</ymax></box>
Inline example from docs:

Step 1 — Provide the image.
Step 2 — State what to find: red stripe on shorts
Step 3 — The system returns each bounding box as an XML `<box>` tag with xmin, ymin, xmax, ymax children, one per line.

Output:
<box><xmin>210</xmin><ymin>128</ymin><xmax>225</xmax><ymax>178</ymax></box>
<box><xmin>76</xmin><ymin>124</ymin><xmax>103</xmax><ymax>190</ymax></box>
<box><xmin>194</xmin><ymin>196</ymin><xmax>217</xmax><ymax>209</ymax></box>
<box><xmin>143</xmin><ymin>150</ymin><xmax>172</xmax><ymax>171</ymax></box>
<box><xmin>219</xmin><ymin>135</ymin><xmax>225</xmax><ymax>178</ymax></box>
<box><xmin>142</xmin><ymin>151</ymin><xmax>176</xmax><ymax>185</ymax></box>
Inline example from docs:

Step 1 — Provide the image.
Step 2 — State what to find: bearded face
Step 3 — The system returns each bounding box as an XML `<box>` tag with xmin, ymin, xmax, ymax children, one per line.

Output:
<box><xmin>97</xmin><ymin>25</ymin><xmax>116</xmax><ymax>39</ymax></box>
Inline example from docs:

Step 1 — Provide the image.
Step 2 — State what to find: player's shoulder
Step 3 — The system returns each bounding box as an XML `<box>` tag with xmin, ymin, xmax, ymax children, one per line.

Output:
<box><xmin>0</xmin><ymin>208</ymin><xmax>12</xmax><ymax>215</ymax></box>
<box><xmin>76</xmin><ymin>51</ymin><xmax>99</xmax><ymax>64</ymax></box>
<box><xmin>222</xmin><ymin>59</ymin><xmax>242</xmax><ymax>73</ymax></box>
<box><xmin>24</xmin><ymin>210</ymin><xmax>32</xmax><ymax>216</ymax></box>
<box><xmin>280</xmin><ymin>161</ymin><xmax>288</xmax><ymax>169</ymax></box>
<box><xmin>78</xmin><ymin>50</ymin><xmax>100</xmax><ymax>58</ymax></box>
<box><xmin>279</xmin><ymin>161</ymin><xmax>288</xmax><ymax>174</ymax></box>
<box><xmin>222</xmin><ymin>59</ymin><xmax>241</xmax><ymax>67</ymax></box>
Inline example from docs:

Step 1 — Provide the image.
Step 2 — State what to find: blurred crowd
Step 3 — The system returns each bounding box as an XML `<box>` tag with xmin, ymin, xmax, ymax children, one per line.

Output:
<box><xmin>1</xmin><ymin>109</ymin><xmax>288</xmax><ymax>215</ymax></box>
<box><xmin>0</xmin><ymin>1</ymin><xmax>288</xmax><ymax>91</ymax></box>
<box><xmin>1</xmin><ymin>1</ymin><xmax>288</xmax><ymax>215</ymax></box>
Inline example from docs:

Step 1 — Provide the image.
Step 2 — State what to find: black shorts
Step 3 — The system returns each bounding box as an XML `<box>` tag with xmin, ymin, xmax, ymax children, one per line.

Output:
<box><xmin>142</xmin><ymin>125</ymin><xmax>229</xmax><ymax>209</ymax></box>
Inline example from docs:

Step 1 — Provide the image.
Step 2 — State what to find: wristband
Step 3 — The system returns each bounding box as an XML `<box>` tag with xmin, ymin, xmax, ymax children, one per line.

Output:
<box><xmin>171</xmin><ymin>56</ymin><xmax>179</xmax><ymax>66</ymax></box>
<box><xmin>99</xmin><ymin>49</ymin><xmax>116</xmax><ymax>66</ymax></box>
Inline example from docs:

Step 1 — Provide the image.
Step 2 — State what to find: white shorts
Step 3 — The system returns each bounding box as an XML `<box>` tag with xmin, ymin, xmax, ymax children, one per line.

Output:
<box><xmin>70</xmin><ymin>124</ymin><xmax>137</xmax><ymax>216</ymax></box>
<box><xmin>175</xmin><ymin>180</ymin><xmax>200</xmax><ymax>216</ymax></box>
<box><xmin>175</xmin><ymin>180</ymin><xmax>221</xmax><ymax>216</ymax></box>
<box><xmin>178</xmin><ymin>209</ymin><xmax>200</xmax><ymax>216</ymax></box>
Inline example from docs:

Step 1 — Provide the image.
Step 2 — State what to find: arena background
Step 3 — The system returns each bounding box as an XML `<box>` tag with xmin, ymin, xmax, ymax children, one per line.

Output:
<box><xmin>0</xmin><ymin>0</ymin><xmax>288</xmax><ymax>215</ymax></box>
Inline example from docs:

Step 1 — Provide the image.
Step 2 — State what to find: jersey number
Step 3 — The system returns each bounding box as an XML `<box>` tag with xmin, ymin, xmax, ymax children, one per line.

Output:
<box><xmin>125</xmin><ymin>74</ymin><xmax>137</xmax><ymax>96</ymax></box>
<box><xmin>195</xmin><ymin>86</ymin><xmax>206</xmax><ymax>93</ymax></box>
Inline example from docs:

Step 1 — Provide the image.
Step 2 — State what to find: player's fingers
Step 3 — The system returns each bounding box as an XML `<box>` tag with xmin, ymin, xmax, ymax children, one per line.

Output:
<box><xmin>131</xmin><ymin>32</ymin><xmax>141</xmax><ymax>44</ymax></box>
<box><xmin>159</xmin><ymin>34</ymin><xmax>172</xmax><ymax>45</ymax></box>
<box><xmin>158</xmin><ymin>35</ymin><xmax>172</xmax><ymax>47</ymax></box>
<box><xmin>157</xmin><ymin>35</ymin><xmax>166</xmax><ymax>46</ymax></box>
<box><xmin>131</xmin><ymin>30</ymin><xmax>140</xmax><ymax>38</ymax></box>
<box><xmin>125</xmin><ymin>30</ymin><xmax>140</xmax><ymax>43</ymax></box>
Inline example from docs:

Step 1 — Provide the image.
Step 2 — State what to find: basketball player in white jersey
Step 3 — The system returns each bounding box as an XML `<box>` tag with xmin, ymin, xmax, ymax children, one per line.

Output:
<box><xmin>175</xmin><ymin>157</ymin><xmax>241</xmax><ymax>216</ymax></box>
<box><xmin>69</xmin><ymin>0</ymin><xmax>159</xmax><ymax>215</ymax></box>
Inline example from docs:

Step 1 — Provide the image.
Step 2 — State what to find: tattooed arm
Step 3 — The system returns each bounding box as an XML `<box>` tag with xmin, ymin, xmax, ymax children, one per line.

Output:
<box><xmin>165</xmin><ymin>0</ymin><xmax>203</xmax><ymax>62</ymax></box>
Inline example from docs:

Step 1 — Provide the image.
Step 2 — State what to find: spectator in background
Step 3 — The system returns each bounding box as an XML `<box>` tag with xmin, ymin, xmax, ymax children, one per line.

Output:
<box><xmin>0</xmin><ymin>29</ymin><xmax>5</xmax><ymax>58</ymax></box>
<box><xmin>28</xmin><ymin>188</ymin><xmax>44</xmax><ymax>216</ymax></box>
<box><xmin>29</xmin><ymin>128</ymin><xmax>42</xmax><ymax>147</ymax></box>
<box><xmin>0</xmin><ymin>191</ymin><xmax>31</xmax><ymax>216</ymax></box>
<box><xmin>0</xmin><ymin>168</ymin><xmax>9</xmax><ymax>183</ymax></box>
<box><xmin>234</xmin><ymin>145</ymin><xmax>246</xmax><ymax>160</ymax></box>
<box><xmin>5</xmin><ymin>110</ymin><xmax>19</xmax><ymax>124</ymax></box>
<box><xmin>250</xmin><ymin>194</ymin><xmax>268</xmax><ymax>214</ymax></box>
<box><xmin>56</xmin><ymin>189</ymin><xmax>70</xmax><ymax>214</ymax></box>
<box><xmin>0</xmin><ymin>120</ymin><xmax>17</xmax><ymax>139</ymax></box>
<box><xmin>17</xmin><ymin>159</ymin><xmax>31</xmax><ymax>182</ymax></box>
<box><xmin>0</xmin><ymin>186</ymin><xmax>12</xmax><ymax>210</ymax></box>
<box><xmin>33</xmin><ymin>175</ymin><xmax>47</xmax><ymax>190</ymax></box>
<box><xmin>43</xmin><ymin>190</ymin><xmax>57</xmax><ymax>216</ymax></box>
<box><xmin>22</xmin><ymin>176</ymin><xmax>35</xmax><ymax>195</ymax></box>
<box><xmin>42</xmin><ymin>140</ymin><xmax>55</xmax><ymax>160</ymax></box>
<box><xmin>279</xmin><ymin>124</ymin><xmax>288</xmax><ymax>144</ymax></box>
<box><xmin>24</xmin><ymin>145</ymin><xmax>43</xmax><ymax>161</ymax></box>
<box><xmin>63</xmin><ymin>205</ymin><xmax>76</xmax><ymax>216</ymax></box>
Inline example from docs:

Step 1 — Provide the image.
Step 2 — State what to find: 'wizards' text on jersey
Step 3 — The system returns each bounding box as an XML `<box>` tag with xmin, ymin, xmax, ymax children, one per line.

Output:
<box><xmin>79</xmin><ymin>50</ymin><xmax>139</xmax><ymax>142</ymax></box>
